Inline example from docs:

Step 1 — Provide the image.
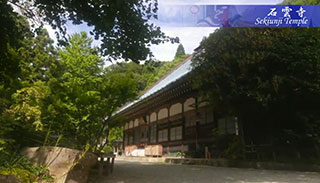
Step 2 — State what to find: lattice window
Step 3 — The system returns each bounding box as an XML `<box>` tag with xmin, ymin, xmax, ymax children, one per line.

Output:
<box><xmin>218</xmin><ymin>117</ymin><xmax>239</xmax><ymax>135</ymax></box>
<box><xmin>170</xmin><ymin>126</ymin><xmax>183</xmax><ymax>141</ymax></box>
<box><xmin>158</xmin><ymin>129</ymin><xmax>168</xmax><ymax>142</ymax></box>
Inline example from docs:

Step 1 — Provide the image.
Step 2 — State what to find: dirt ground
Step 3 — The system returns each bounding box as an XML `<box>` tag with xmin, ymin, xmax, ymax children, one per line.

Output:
<box><xmin>90</xmin><ymin>159</ymin><xmax>320</xmax><ymax>183</ymax></box>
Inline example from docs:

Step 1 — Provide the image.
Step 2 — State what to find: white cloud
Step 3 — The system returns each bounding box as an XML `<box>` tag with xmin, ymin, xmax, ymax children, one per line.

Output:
<box><xmin>151</xmin><ymin>0</ymin><xmax>283</xmax><ymax>61</ymax></box>
<box><xmin>150</xmin><ymin>27</ymin><xmax>216</xmax><ymax>61</ymax></box>
<box><xmin>43</xmin><ymin>0</ymin><xmax>283</xmax><ymax>61</ymax></box>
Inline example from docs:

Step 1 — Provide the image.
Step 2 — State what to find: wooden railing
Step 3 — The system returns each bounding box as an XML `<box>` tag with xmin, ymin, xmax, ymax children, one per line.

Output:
<box><xmin>95</xmin><ymin>152</ymin><xmax>115</xmax><ymax>177</ymax></box>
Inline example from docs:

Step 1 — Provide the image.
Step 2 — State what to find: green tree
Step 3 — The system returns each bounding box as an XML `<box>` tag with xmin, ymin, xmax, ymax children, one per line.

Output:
<box><xmin>0</xmin><ymin>27</ymin><xmax>58</xmax><ymax>150</ymax></box>
<box><xmin>1</xmin><ymin>32</ymin><xmax>138</xmax><ymax>151</ymax></box>
<box><xmin>192</xmin><ymin>28</ymin><xmax>320</xmax><ymax>148</ymax></box>
<box><xmin>107</xmin><ymin>55</ymin><xmax>190</xmax><ymax>93</ymax></box>
<box><xmin>0</xmin><ymin>12</ymin><xmax>56</xmax><ymax>151</ymax></box>
<box><xmin>0</xmin><ymin>1</ymin><xmax>31</xmax><ymax>87</ymax></box>
<box><xmin>0</xmin><ymin>2</ymin><xmax>31</xmax><ymax>121</ymax></box>
<box><xmin>106</xmin><ymin>61</ymin><xmax>163</xmax><ymax>92</ymax></box>
<box><xmin>147</xmin><ymin>54</ymin><xmax>189</xmax><ymax>88</ymax></box>
<box><xmin>7</xmin><ymin>0</ymin><xmax>178</xmax><ymax>62</ymax></box>
<box><xmin>18</xmin><ymin>29</ymin><xmax>58</xmax><ymax>83</ymax></box>
<box><xmin>175</xmin><ymin>44</ymin><xmax>186</xmax><ymax>58</ymax></box>
<box><xmin>47</xmin><ymin>32</ymin><xmax>138</xmax><ymax>149</ymax></box>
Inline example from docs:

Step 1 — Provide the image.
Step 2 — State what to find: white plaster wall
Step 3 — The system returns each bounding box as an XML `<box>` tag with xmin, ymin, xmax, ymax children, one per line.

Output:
<box><xmin>170</xmin><ymin>103</ymin><xmax>182</xmax><ymax>116</ymax></box>
<box><xmin>184</xmin><ymin>98</ymin><xmax>195</xmax><ymax>112</ymax></box>
<box><xmin>134</xmin><ymin>118</ymin><xmax>139</xmax><ymax>127</ymax></box>
<box><xmin>129</xmin><ymin>121</ymin><xmax>133</xmax><ymax>128</ymax></box>
<box><xmin>158</xmin><ymin>108</ymin><xmax>168</xmax><ymax>120</ymax></box>
<box><xmin>150</xmin><ymin>112</ymin><xmax>157</xmax><ymax>122</ymax></box>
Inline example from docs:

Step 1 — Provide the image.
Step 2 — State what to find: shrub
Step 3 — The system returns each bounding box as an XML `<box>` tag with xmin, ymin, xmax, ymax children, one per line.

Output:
<box><xmin>0</xmin><ymin>152</ymin><xmax>53</xmax><ymax>182</ymax></box>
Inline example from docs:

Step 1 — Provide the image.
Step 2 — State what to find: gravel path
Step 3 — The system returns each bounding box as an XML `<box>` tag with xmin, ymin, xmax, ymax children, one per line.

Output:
<box><xmin>95</xmin><ymin>159</ymin><xmax>320</xmax><ymax>183</ymax></box>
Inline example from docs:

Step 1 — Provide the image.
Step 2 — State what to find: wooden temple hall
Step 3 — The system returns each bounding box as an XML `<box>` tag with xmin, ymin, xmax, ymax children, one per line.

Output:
<box><xmin>116</xmin><ymin>53</ymin><xmax>239</xmax><ymax>157</ymax></box>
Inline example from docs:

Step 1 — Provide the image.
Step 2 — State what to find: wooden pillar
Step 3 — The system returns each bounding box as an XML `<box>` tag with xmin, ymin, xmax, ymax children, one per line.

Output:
<box><xmin>98</xmin><ymin>153</ymin><xmax>104</xmax><ymax>177</ymax></box>
<box><xmin>132</xmin><ymin>124</ymin><xmax>135</xmax><ymax>145</ymax></box>
<box><xmin>123</xmin><ymin>129</ymin><xmax>126</xmax><ymax>154</ymax></box>
<box><xmin>105</xmin><ymin>157</ymin><xmax>110</xmax><ymax>176</ymax></box>
<box><xmin>205</xmin><ymin>146</ymin><xmax>209</xmax><ymax>159</ymax></box>
<box><xmin>168</xmin><ymin>106</ymin><xmax>171</xmax><ymax>142</ymax></box>
<box><xmin>148</xmin><ymin>114</ymin><xmax>151</xmax><ymax>144</ymax></box>
<box><xmin>182</xmin><ymin>99</ymin><xmax>186</xmax><ymax>140</ymax></box>
<box><xmin>110</xmin><ymin>156</ymin><xmax>115</xmax><ymax>173</ymax></box>
<box><xmin>238</xmin><ymin>116</ymin><xmax>247</xmax><ymax>160</ymax></box>
<box><xmin>195</xmin><ymin>97</ymin><xmax>199</xmax><ymax>152</ymax></box>
<box><xmin>156</xmin><ymin>111</ymin><xmax>159</xmax><ymax>143</ymax></box>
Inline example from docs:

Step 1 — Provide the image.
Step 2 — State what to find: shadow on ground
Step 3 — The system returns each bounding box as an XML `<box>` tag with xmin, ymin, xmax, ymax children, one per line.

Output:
<box><xmin>88</xmin><ymin>160</ymin><xmax>320</xmax><ymax>183</ymax></box>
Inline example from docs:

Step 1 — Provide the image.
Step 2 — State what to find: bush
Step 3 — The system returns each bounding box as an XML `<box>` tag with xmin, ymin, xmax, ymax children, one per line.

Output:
<box><xmin>211</xmin><ymin>129</ymin><xmax>243</xmax><ymax>160</ymax></box>
<box><xmin>0</xmin><ymin>152</ymin><xmax>53</xmax><ymax>182</ymax></box>
<box><xmin>102</xmin><ymin>145</ymin><xmax>113</xmax><ymax>154</ymax></box>
<box><xmin>222</xmin><ymin>136</ymin><xmax>243</xmax><ymax>160</ymax></box>
<box><xmin>0</xmin><ymin>168</ymin><xmax>36</xmax><ymax>183</ymax></box>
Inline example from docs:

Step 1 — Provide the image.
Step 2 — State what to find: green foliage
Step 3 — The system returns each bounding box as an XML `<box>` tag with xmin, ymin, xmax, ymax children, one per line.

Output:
<box><xmin>8</xmin><ymin>0</ymin><xmax>178</xmax><ymax>61</ymax></box>
<box><xmin>222</xmin><ymin>137</ymin><xmax>243</xmax><ymax>160</ymax></box>
<box><xmin>0</xmin><ymin>30</ymin><xmax>139</xmax><ymax>181</ymax></box>
<box><xmin>106</xmin><ymin>54</ymin><xmax>189</xmax><ymax>95</ymax></box>
<box><xmin>0</xmin><ymin>0</ymin><xmax>187</xmax><ymax>177</ymax></box>
<box><xmin>42</xmin><ymin>32</ymin><xmax>138</xmax><ymax>149</ymax></box>
<box><xmin>1</xmin><ymin>29</ymin><xmax>139</xmax><ymax>156</ymax></box>
<box><xmin>101</xmin><ymin>127</ymin><xmax>123</xmax><ymax>153</ymax></box>
<box><xmin>193</xmin><ymin>28</ymin><xmax>320</xmax><ymax>111</ymax></box>
<box><xmin>7</xmin><ymin>81</ymin><xmax>50</xmax><ymax>131</ymax></box>
<box><xmin>211</xmin><ymin>129</ymin><xmax>243</xmax><ymax>160</ymax></box>
<box><xmin>175</xmin><ymin>151</ymin><xmax>186</xmax><ymax>158</ymax></box>
<box><xmin>0</xmin><ymin>1</ymin><xmax>31</xmax><ymax>87</ymax></box>
<box><xmin>0</xmin><ymin>153</ymin><xmax>53</xmax><ymax>182</ymax></box>
<box><xmin>192</xmin><ymin>27</ymin><xmax>320</xmax><ymax>150</ymax></box>
<box><xmin>108</xmin><ymin>127</ymin><xmax>123</xmax><ymax>147</ymax></box>
<box><xmin>175</xmin><ymin>44</ymin><xmax>186</xmax><ymax>58</ymax></box>
<box><xmin>106</xmin><ymin>61</ymin><xmax>164</xmax><ymax>92</ymax></box>
<box><xmin>102</xmin><ymin>146</ymin><xmax>114</xmax><ymax>154</ymax></box>
<box><xmin>0</xmin><ymin>14</ymin><xmax>54</xmax><ymax>155</ymax></box>
<box><xmin>146</xmin><ymin>54</ymin><xmax>189</xmax><ymax>88</ymax></box>
<box><xmin>0</xmin><ymin>0</ymin><xmax>183</xmax><ymax>180</ymax></box>
<box><xmin>0</xmin><ymin>168</ymin><xmax>36</xmax><ymax>183</ymax></box>
<box><xmin>18</xmin><ymin>29</ymin><xmax>58</xmax><ymax>82</ymax></box>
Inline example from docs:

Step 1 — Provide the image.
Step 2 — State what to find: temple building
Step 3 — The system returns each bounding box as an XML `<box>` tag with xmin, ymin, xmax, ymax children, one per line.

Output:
<box><xmin>116</xmin><ymin>51</ymin><xmax>239</xmax><ymax>157</ymax></box>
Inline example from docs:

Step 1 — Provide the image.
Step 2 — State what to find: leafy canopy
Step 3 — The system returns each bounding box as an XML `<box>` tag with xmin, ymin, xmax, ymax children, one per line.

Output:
<box><xmin>192</xmin><ymin>27</ymin><xmax>320</xmax><ymax>144</ymax></box>
<box><xmin>8</xmin><ymin>0</ymin><xmax>178</xmax><ymax>62</ymax></box>
<box><xmin>46</xmin><ymin>32</ymin><xmax>138</xmax><ymax>148</ymax></box>
<box><xmin>106</xmin><ymin>53</ymin><xmax>189</xmax><ymax>95</ymax></box>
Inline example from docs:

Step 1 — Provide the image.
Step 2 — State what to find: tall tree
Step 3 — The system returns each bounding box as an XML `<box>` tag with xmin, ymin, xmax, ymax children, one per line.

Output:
<box><xmin>1</xmin><ymin>27</ymin><xmax>56</xmax><ymax>150</ymax></box>
<box><xmin>192</xmin><ymin>28</ymin><xmax>320</xmax><ymax>147</ymax></box>
<box><xmin>47</xmin><ymin>32</ymin><xmax>138</xmax><ymax>149</ymax></box>
<box><xmin>106</xmin><ymin>61</ymin><xmax>163</xmax><ymax>92</ymax></box>
<box><xmin>0</xmin><ymin>1</ymin><xmax>30</xmax><ymax>86</ymax></box>
<box><xmin>2</xmin><ymin>32</ymin><xmax>138</xmax><ymax>150</ymax></box>
<box><xmin>175</xmin><ymin>44</ymin><xmax>186</xmax><ymax>58</ymax></box>
<box><xmin>18</xmin><ymin>29</ymin><xmax>58</xmax><ymax>83</ymax></box>
<box><xmin>7</xmin><ymin>0</ymin><xmax>178</xmax><ymax>62</ymax></box>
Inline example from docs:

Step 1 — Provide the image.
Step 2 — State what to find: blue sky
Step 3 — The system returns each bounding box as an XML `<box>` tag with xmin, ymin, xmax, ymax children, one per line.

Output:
<box><xmin>45</xmin><ymin>0</ymin><xmax>283</xmax><ymax>61</ymax></box>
